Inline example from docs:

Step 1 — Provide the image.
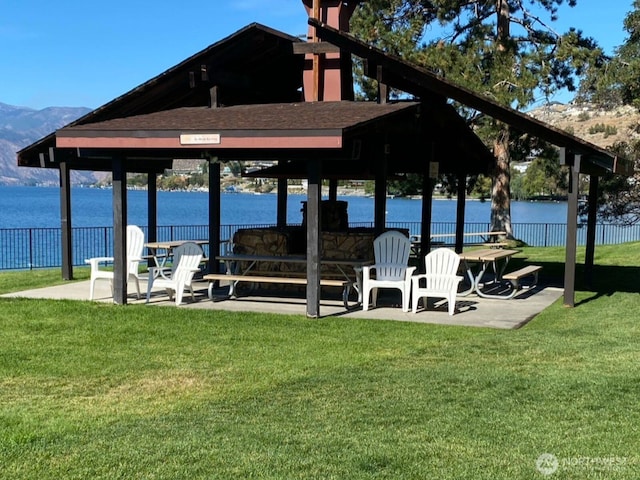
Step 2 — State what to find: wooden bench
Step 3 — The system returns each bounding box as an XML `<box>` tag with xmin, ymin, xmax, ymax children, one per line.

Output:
<box><xmin>203</xmin><ymin>273</ymin><xmax>354</xmax><ymax>309</ymax></box>
<box><xmin>502</xmin><ymin>265</ymin><xmax>542</xmax><ymax>298</ymax></box>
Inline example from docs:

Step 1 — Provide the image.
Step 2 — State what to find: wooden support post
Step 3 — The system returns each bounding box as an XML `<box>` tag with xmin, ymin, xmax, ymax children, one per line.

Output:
<box><xmin>328</xmin><ymin>178</ymin><xmax>338</xmax><ymax>201</ymax></box>
<box><xmin>112</xmin><ymin>156</ymin><xmax>128</xmax><ymax>305</ymax></box>
<box><xmin>419</xmin><ymin>145</ymin><xmax>436</xmax><ymax>264</ymax></box>
<box><xmin>584</xmin><ymin>174</ymin><xmax>599</xmax><ymax>289</ymax></box>
<box><xmin>455</xmin><ymin>174</ymin><xmax>466</xmax><ymax>253</ymax></box>
<box><xmin>209</xmin><ymin>160</ymin><xmax>221</xmax><ymax>274</ymax></box>
<box><xmin>377</xmin><ymin>65</ymin><xmax>388</xmax><ymax>104</ymax></box>
<box><xmin>59</xmin><ymin>159</ymin><xmax>73</xmax><ymax>280</ymax></box>
<box><xmin>563</xmin><ymin>151</ymin><xmax>580</xmax><ymax>308</ymax></box>
<box><xmin>306</xmin><ymin>158</ymin><xmax>322</xmax><ymax>318</ymax></box>
<box><xmin>147</xmin><ymin>172</ymin><xmax>158</xmax><ymax>267</ymax></box>
<box><xmin>374</xmin><ymin>143</ymin><xmax>388</xmax><ymax>236</ymax></box>
<box><xmin>277</xmin><ymin>178</ymin><xmax>288</xmax><ymax>228</ymax></box>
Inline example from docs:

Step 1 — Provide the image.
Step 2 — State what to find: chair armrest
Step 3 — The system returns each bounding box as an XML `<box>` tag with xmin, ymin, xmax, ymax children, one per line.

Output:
<box><xmin>412</xmin><ymin>273</ymin><xmax>464</xmax><ymax>287</ymax></box>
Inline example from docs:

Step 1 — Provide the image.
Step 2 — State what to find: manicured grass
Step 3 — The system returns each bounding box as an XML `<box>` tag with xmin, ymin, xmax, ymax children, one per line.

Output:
<box><xmin>0</xmin><ymin>267</ymin><xmax>89</xmax><ymax>294</ymax></box>
<box><xmin>1</xmin><ymin>245</ymin><xmax>639</xmax><ymax>478</ymax></box>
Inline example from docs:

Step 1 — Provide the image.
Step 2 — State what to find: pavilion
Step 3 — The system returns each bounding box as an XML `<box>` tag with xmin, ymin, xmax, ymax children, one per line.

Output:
<box><xmin>17</xmin><ymin>1</ymin><xmax>633</xmax><ymax>317</ymax></box>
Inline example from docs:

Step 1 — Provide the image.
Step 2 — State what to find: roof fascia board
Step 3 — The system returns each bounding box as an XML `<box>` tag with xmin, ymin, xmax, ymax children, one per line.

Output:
<box><xmin>58</xmin><ymin>135</ymin><xmax>343</xmax><ymax>150</ymax></box>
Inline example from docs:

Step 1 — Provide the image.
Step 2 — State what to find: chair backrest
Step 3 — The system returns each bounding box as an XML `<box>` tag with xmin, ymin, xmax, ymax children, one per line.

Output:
<box><xmin>373</xmin><ymin>230</ymin><xmax>411</xmax><ymax>281</ymax></box>
<box><xmin>170</xmin><ymin>242</ymin><xmax>204</xmax><ymax>284</ymax></box>
<box><xmin>126</xmin><ymin>225</ymin><xmax>145</xmax><ymax>275</ymax></box>
<box><xmin>423</xmin><ymin>247</ymin><xmax>461</xmax><ymax>288</ymax></box>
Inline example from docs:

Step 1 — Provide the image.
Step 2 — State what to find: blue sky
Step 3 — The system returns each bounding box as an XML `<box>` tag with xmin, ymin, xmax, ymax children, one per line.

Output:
<box><xmin>0</xmin><ymin>0</ymin><xmax>633</xmax><ymax>110</ymax></box>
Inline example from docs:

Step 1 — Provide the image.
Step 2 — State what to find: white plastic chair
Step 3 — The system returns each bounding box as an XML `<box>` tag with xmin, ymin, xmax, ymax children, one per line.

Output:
<box><xmin>86</xmin><ymin>225</ymin><xmax>145</xmax><ymax>300</ymax></box>
<box><xmin>411</xmin><ymin>247</ymin><xmax>463</xmax><ymax>316</ymax></box>
<box><xmin>361</xmin><ymin>230</ymin><xmax>416</xmax><ymax>312</ymax></box>
<box><xmin>146</xmin><ymin>242</ymin><xmax>203</xmax><ymax>306</ymax></box>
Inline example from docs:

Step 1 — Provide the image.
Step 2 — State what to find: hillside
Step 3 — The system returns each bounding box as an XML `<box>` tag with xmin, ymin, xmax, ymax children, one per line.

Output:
<box><xmin>0</xmin><ymin>102</ymin><xmax>96</xmax><ymax>186</ymax></box>
<box><xmin>527</xmin><ymin>103</ymin><xmax>640</xmax><ymax>149</ymax></box>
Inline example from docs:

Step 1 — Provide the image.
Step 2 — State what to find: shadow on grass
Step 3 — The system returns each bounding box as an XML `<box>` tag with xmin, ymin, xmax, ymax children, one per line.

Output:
<box><xmin>507</xmin><ymin>256</ymin><xmax>640</xmax><ymax>307</ymax></box>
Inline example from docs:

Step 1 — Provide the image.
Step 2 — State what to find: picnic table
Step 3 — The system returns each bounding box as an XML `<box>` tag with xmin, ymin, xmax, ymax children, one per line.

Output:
<box><xmin>457</xmin><ymin>248</ymin><xmax>521</xmax><ymax>299</ymax></box>
<box><xmin>144</xmin><ymin>239</ymin><xmax>209</xmax><ymax>274</ymax></box>
<box><xmin>410</xmin><ymin>231</ymin><xmax>508</xmax><ymax>256</ymax></box>
<box><xmin>203</xmin><ymin>254</ymin><xmax>373</xmax><ymax>309</ymax></box>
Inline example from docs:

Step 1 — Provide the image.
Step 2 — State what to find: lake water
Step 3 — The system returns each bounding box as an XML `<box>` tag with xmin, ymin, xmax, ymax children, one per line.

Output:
<box><xmin>0</xmin><ymin>185</ymin><xmax>569</xmax><ymax>229</ymax></box>
<box><xmin>4</xmin><ymin>185</ymin><xmax>639</xmax><ymax>270</ymax></box>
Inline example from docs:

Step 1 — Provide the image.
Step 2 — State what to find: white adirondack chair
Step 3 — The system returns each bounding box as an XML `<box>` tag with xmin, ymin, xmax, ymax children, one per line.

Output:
<box><xmin>411</xmin><ymin>247</ymin><xmax>463</xmax><ymax>316</ymax></box>
<box><xmin>146</xmin><ymin>242</ymin><xmax>203</xmax><ymax>306</ymax></box>
<box><xmin>86</xmin><ymin>225</ymin><xmax>145</xmax><ymax>300</ymax></box>
<box><xmin>361</xmin><ymin>230</ymin><xmax>416</xmax><ymax>312</ymax></box>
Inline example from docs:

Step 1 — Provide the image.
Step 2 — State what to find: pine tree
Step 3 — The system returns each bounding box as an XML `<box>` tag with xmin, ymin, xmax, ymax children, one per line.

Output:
<box><xmin>575</xmin><ymin>0</ymin><xmax>640</xmax><ymax>224</ymax></box>
<box><xmin>351</xmin><ymin>0</ymin><xmax>601</xmax><ymax>234</ymax></box>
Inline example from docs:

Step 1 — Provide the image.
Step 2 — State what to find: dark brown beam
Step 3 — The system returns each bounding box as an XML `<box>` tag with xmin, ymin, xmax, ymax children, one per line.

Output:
<box><xmin>112</xmin><ymin>156</ymin><xmax>128</xmax><ymax>305</ymax></box>
<box><xmin>563</xmin><ymin>151</ymin><xmax>580</xmax><ymax>308</ymax></box>
<box><xmin>277</xmin><ymin>178</ymin><xmax>288</xmax><ymax>227</ymax></box>
<box><xmin>147</xmin><ymin>172</ymin><xmax>158</xmax><ymax>268</ymax></box>
<box><xmin>455</xmin><ymin>174</ymin><xmax>466</xmax><ymax>253</ymax></box>
<box><xmin>306</xmin><ymin>158</ymin><xmax>322</xmax><ymax>318</ymax></box>
<box><xmin>374</xmin><ymin>143</ymin><xmax>388</xmax><ymax>236</ymax></box>
<box><xmin>376</xmin><ymin>65</ymin><xmax>388</xmax><ymax>104</ymax></box>
<box><xmin>419</xmin><ymin>143</ymin><xmax>437</xmax><ymax>260</ymax></box>
<box><xmin>209</xmin><ymin>161</ymin><xmax>222</xmax><ymax>275</ymax></box>
<box><xmin>292</xmin><ymin>42</ymin><xmax>341</xmax><ymax>54</ymax></box>
<box><xmin>59</xmin><ymin>160</ymin><xmax>73</xmax><ymax>280</ymax></box>
<box><xmin>584</xmin><ymin>175</ymin><xmax>599</xmax><ymax>289</ymax></box>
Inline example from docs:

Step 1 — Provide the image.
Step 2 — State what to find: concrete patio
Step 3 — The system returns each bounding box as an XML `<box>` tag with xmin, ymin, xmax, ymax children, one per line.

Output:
<box><xmin>2</xmin><ymin>276</ymin><xmax>563</xmax><ymax>330</ymax></box>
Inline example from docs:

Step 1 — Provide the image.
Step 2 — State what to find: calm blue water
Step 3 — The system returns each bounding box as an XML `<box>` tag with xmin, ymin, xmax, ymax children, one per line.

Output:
<box><xmin>0</xmin><ymin>185</ymin><xmax>568</xmax><ymax>229</ymax></box>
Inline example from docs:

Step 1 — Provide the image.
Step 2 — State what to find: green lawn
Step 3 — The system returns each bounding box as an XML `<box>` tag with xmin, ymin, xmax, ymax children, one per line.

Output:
<box><xmin>1</xmin><ymin>245</ymin><xmax>639</xmax><ymax>479</ymax></box>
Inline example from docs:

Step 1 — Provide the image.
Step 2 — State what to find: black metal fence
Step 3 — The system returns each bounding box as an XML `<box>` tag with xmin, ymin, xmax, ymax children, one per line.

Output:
<box><xmin>2</xmin><ymin>221</ymin><xmax>640</xmax><ymax>271</ymax></box>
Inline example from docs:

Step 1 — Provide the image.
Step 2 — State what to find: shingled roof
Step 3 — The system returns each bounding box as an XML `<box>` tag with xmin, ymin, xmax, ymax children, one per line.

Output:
<box><xmin>17</xmin><ymin>23</ymin><xmax>305</xmax><ymax>167</ymax></box>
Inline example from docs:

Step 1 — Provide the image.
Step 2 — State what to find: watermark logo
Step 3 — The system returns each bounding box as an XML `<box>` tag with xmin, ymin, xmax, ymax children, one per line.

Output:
<box><xmin>536</xmin><ymin>453</ymin><xmax>558</xmax><ymax>475</ymax></box>
<box><xmin>535</xmin><ymin>453</ymin><xmax>628</xmax><ymax>475</ymax></box>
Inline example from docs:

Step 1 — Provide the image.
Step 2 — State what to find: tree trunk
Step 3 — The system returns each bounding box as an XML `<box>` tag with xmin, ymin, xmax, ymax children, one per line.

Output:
<box><xmin>496</xmin><ymin>0</ymin><xmax>510</xmax><ymax>51</ymax></box>
<box><xmin>489</xmin><ymin>0</ymin><xmax>513</xmax><ymax>239</ymax></box>
<box><xmin>490</xmin><ymin>124</ymin><xmax>513</xmax><ymax>237</ymax></box>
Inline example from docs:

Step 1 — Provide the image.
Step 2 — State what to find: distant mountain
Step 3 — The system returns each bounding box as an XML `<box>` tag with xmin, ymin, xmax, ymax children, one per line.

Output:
<box><xmin>0</xmin><ymin>102</ymin><xmax>101</xmax><ymax>186</ymax></box>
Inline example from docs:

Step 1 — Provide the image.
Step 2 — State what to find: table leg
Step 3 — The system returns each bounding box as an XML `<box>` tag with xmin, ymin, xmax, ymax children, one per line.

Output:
<box><xmin>352</xmin><ymin>266</ymin><xmax>364</xmax><ymax>305</ymax></box>
<box><xmin>223</xmin><ymin>259</ymin><xmax>259</xmax><ymax>297</ymax></box>
<box><xmin>457</xmin><ymin>260</ymin><xmax>481</xmax><ymax>296</ymax></box>
<box><xmin>223</xmin><ymin>259</ymin><xmax>237</xmax><ymax>297</ymax></box>
<box><xmin>149</xmin><ymin>246</ymin><xmax>173</xmax><ymax>279</ymax></box>
<box><xmin>475</xmin><ymin>258</ymin><xmax>516</xmax><ymax>299</ymax></box>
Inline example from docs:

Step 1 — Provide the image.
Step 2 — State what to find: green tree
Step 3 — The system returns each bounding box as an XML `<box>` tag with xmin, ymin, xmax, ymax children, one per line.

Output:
<box><xmin>582</xmin><ymin>140</ymin><xmax>640</xmax><ymax>225</ymax></box>
<box><xmin>575</xmin><ymin>1</ymin><xmax>640</xmax><ymax>223</ymax></box>
<box><xmin>388</xmin><ymin>173</ymin><xmax>423</xmax><ymax>196</ymax></box>
<box><xmin>577</xmin><ymin>1</ymin><xmax>640</xmax><ymax>108</ymax></box>
<box><xmin>351</xmin><ymin>0</ymin><xmax>601</xmax><ymax>236</ymax></box>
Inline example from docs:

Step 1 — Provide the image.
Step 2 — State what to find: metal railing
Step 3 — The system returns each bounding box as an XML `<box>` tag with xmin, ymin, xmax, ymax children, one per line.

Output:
<box><xmin>2</xmin><ymin>221</ymin><xmax>640</xmax><ymax>271</ymax></box>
